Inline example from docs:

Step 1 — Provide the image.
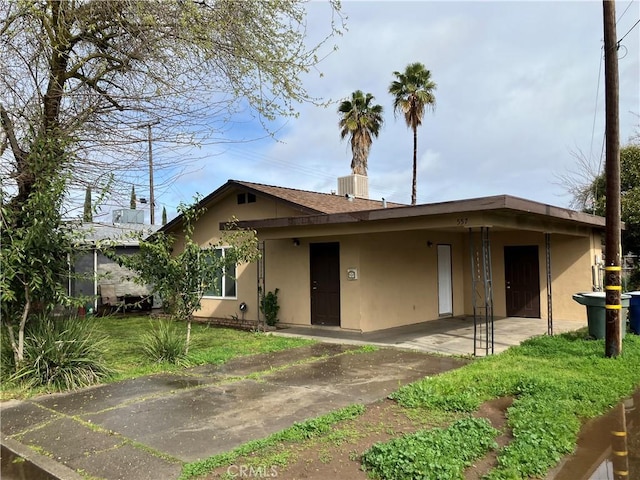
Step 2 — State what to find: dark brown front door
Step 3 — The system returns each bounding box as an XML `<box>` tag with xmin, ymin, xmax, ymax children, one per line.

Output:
<box><xmin>310</xmin><ymin>242</ymin><xmax>340</xmax><ymax>326</ymax></box>
<box><xmin>504</xmin><ymin>245</ymin><xmax>541</xmax><ymax>318</ymax></box>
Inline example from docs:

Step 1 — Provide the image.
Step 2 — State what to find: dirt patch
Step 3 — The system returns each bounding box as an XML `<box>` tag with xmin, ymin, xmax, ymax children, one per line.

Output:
<box><xmin>201</xmin><ymin>397</ymin><xmax>514</xmax><ymax>480</ymax></box>
<box><xmin>465</xmin><ymin>397</ymin><xmax>514</xmax><ymax>480</ymax></box>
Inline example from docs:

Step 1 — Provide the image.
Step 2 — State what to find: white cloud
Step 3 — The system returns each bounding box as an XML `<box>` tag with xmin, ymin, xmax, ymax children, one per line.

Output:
<box><xmin>155</xmin><ymin>0</ymin><xmax>639</xmax><ymax>219</ymax></box>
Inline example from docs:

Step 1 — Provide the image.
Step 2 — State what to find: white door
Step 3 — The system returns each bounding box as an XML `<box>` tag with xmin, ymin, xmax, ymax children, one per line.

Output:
<box><xmin>437</xmin><ymin>244</ymin><xmax>453</xmax><ymax>316</ymax></box>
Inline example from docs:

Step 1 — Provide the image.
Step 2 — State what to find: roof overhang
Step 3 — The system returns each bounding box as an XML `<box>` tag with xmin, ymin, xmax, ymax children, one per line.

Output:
<box><xmin>230</xmin><ymin>194</ymin><xmax>608</xmax><ymax>236</ymax></box>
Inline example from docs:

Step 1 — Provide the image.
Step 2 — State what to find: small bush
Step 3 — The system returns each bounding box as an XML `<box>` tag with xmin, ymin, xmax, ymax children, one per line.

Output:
<box><xmin>260</xmin><ymin>288</ymin><xmax>280</xmax><ymax>326</ymax></box>
<box><xmin>1</xmin><ymin>325</ymin><xmax>17</xmax><ymax>379</ymax></box>
<box><xmin>140</xmin><ymin>319</ymin><xmax>187</xmax><ymax>364</ymax></box>
<box><xmin>11</xmin><ymin>314</ymin><xmax>112</xmax><ymax>390</ymax></box>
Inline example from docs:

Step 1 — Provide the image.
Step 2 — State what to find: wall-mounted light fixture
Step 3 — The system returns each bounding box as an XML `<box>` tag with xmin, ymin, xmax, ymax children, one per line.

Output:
<box><xmin>239</xmin><ymin>302</ymin><xmax>248</xmax><ymax>312</ymax></box>
<box><xmin>427</xmin><ymin>241</ymin><xmax>433</xmax><ymax>248</ymax></box>
<box><xmin>293</xmin><ymin>238</ymin><xmax>300</xmax><ymax>247</ymax></box>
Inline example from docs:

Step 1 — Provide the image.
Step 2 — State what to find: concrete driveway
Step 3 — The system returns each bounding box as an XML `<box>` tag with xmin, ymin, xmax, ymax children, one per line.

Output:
<box><xmin>0</xmin><ymin>343</ymin><xmax>467</xmax><ymax>480</ymax></box>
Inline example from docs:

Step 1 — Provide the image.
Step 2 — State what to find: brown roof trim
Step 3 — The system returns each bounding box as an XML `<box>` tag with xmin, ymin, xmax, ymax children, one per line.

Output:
<box><xmin>232</xmin><ymin>194</ymin><xmax>607</xmax><ymax>230</ymax></box>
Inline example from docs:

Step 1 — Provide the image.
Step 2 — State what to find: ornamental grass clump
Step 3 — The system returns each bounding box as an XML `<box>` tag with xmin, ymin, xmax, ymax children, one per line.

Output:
<box><xmin>140</xmin><ymin>319</ymin><xmax>187</xmax><ymax>365</ymax></box>
<box><xmin>10</xmin><ymin>314</ymin><xmax>112</xmax><ymax>390</ymax></box>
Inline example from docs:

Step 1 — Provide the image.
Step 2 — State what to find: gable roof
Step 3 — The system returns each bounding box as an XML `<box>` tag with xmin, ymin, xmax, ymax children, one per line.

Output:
<box><xmin>161</xmin><ymin>179</ymin><xmax>405</xmax><ymax>233</ymax></box>
<box><xmin>232</xmin><ymin>180</ymin><xmax>404</xmax><ymax>214</ymax></box>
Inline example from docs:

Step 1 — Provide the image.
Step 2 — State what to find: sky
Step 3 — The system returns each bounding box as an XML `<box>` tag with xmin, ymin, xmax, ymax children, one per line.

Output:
<box><xmin>127</xmin><ymin>0</ymin><xmax>640</xmax><ymax>224</ymax></box>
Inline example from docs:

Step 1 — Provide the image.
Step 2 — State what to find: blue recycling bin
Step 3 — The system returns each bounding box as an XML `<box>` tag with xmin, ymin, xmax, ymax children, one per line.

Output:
<box><xmin>628</xmin><ymin>291</ymin><xmax>640</xmax><ymax>335</ymax></box>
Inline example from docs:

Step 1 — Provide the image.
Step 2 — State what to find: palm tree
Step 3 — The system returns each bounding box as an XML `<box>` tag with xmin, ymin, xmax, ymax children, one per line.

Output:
<box><xmin>338</xmin><ymin>90</ymin><xmax>384</xmax><ymax>176</ymax></box>
<box><xmin>389</xmin><ymin>63</ymin><xmax>436</xmax><ymax>205</ymax></box>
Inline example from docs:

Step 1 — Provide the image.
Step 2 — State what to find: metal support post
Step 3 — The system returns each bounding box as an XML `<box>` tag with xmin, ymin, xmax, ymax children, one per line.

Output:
<box><xmin>470</xmin><ymin>227</ymin><xmax>494</xmax><ymax>356</ymax></box>
<box><xmin>545</xmin><ymin>233</ymin><xmax>553</xmax><ymax>335</ymax></box>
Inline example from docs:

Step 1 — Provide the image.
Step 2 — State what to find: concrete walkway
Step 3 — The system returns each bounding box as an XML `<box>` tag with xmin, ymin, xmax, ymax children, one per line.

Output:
<box><xmin>274</xmin><ymin>316</ymin><xmax>586</xmax><ymax>356</ymax></box>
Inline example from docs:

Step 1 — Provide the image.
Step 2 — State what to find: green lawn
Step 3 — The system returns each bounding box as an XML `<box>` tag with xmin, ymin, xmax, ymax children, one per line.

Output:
<box><xmin>0</xmin><ymin>315</ymin><xmax>314</xmax><ymax>400</ymax></box>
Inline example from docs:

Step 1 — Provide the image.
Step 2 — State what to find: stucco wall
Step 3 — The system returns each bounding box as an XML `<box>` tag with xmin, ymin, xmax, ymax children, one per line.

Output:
<box><xmin>260</xmin><ymin>230</ymin><xmax>467</xmax><ymax>332</ymax></box>
<box><xmin>189</xmin><ymin>193</ymin><xmax>304</xmax><ymax>322</ymax></box>
<box><xmin>461</xmin><ymin>229</ymin><xmax>601</xmax><ymax>322</ymax></box>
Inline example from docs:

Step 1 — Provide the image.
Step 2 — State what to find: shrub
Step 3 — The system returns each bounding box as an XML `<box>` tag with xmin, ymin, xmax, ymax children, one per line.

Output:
<box><xmin>11</xmin><ymin>314</ymin><xmax>112</xmax><ymax>390</ymax></box>
<box><xmin>140</xmin><ymin>319</ymin><xmax>187</xmax><ymax>364</ymax></box>
<box><xmin>1</xmin><ymin>325</ymin><xmax>17</xmax><ymax>379</ymax></box>
<box><xmin>260</xmin><ymin>288</ymin><xmax>280</xmax><ymax>326</ymax></box>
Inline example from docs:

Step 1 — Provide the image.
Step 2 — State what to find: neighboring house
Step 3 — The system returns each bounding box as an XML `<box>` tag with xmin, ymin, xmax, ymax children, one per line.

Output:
<box><xmin>71</xmin><ymin>209</ymin><xmax>159</xmax><ymax>314</ymax></box>
<box><xmin>161</xmin><ymin>175</ymin><xmax>605</xmax><ymax>334</ymax></box>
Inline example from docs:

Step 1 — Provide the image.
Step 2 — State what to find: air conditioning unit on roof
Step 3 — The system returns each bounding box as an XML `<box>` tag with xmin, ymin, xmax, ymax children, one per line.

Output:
<box><xmin>113</xmin><ymin>209</ymin><xmax>144</xmax><ymax>224</ymax></box>
<box><xmin>337</xmin><ymin>174</ymin><xmax>369</xmax><ymax>199</ymax></box>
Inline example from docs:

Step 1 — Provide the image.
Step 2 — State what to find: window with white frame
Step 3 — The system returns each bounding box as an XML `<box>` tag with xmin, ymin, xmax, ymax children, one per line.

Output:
<box><xmin>202</xmin><ymin>247</ymin><xmax>237</xmax><ymax>299</ymax></box>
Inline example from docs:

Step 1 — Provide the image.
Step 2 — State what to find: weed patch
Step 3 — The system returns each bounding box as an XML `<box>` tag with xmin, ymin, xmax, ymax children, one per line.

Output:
<box><xmin>390</xmin><ymin>332</ymin><xmax>640</xmax><ymax>479</ymax></box>
<box><xmin>361</xmin><ymin>417</ymin><xmax>498</xmax><ymax>480</ymax></box>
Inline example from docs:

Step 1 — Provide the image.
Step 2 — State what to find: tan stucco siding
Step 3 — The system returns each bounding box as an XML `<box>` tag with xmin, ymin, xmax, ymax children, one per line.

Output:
<box><xmin>263</xmin><ymin>231</ymin><xmax>466</xmax><ymax>332</ymax></box>
<box><xmin>189</xmin><ymin>194</ymin><xmax>306</xmax><ymax>321</ymax></box>
<box><xmin>462</xmin><ymin>229</ymin><xmax>602</xmax><ymax>321</ymax></box>
<box><xmin>357</xmin><ymin>231</ymin><xmax>466</xmax><ymax>332</ymax></box>
<box><xmin>262</xmin><ymin>238</ymin><xmax>311</xmax><ymax>326</ymax></box>
<box><xmin>547</xmin><ymin>233</ymin><xmax>600</xmax><ymax>320</ymax></box>
<box><xmin>190</xmin><ymin>194</ymin><xmax>310</xmax><ymax>245</ymax></box>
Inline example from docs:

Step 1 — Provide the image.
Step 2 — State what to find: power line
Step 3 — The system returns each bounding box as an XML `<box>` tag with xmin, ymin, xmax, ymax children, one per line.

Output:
<box><xmin>589</xmin><ymin>46</ymin><xmax>604</xmax><ymax>165</ymax></box>
<box><xmin>618</xmin><ymin>18</ymin><xmax>640</xmax><ymax>46</ymax></box>
<box><xmin>617</xmin><ymin>0</ymin><xmax>635</xmax><ymax>24</ymax></box>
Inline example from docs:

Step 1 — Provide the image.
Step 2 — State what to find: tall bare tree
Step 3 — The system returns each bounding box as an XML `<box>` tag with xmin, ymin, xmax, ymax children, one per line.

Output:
<box><xmin>1</xmin><ymin>0</ymin><xmax>343</xmax><ymax>211</ymax></box>
<box><xmin>0</xmin><ymin>0</ymin><xmax>342</xmax><ymax>363</ymax></box>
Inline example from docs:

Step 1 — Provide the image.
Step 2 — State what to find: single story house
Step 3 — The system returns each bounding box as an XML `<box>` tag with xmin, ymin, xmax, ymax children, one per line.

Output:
<box><xmin>161</xmin><ymin>175</ymin><xmax>605</xmax><ymax>338</ymax></box>
<box><xmin>72</xmin><ymin>212</ymin><xmax>159</xmax><ymax>314</ymax></box>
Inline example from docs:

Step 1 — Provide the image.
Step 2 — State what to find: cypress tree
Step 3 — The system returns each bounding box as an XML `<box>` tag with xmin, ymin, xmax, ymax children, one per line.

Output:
<box><xmin>162</xmin><ymin>206</ymin><xmax>167</xmax><ymax>225</ymax></box>
<box><xmin>130</xmin><ymin>185</ymin><xmax>136</xmax><ymax>209</ymax></box>
<box><xmin>83</xmin><ymin>186</ymin><xmax>92</xmax><ymax>222</ymax></box>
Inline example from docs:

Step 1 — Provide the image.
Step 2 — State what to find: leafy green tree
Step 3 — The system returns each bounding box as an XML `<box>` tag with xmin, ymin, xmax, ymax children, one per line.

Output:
<box><xmin>83</xmin><ymin>186</ymin><xmax>92</xmax><ymax>222</ymax></box>
<box><xmin>0</xmin><ymin>138</ymin><xmax>74</xmax><ymax>366</ymax></box>
<box><xmin>389</xmin><ymin>63</ymin><xmax>437</xmax><ymax>205</ymax></box>
<box><xmin>338</xmin><ymin>90</ymin><xmax>384</xmax><ymax>176</ymax></box>
<box><xmin>582</xmin><ymin>144</ymin><xmax>640</xmax><ymax>255</ymax></box>
<box><xmin>112</xmin><ymin>200</ymin><xmax>259</xmax><ymax>353</ymax></box>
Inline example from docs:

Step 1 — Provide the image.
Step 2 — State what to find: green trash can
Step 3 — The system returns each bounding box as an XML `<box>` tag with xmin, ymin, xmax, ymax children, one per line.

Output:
<box><xmin>572</xmin><ymin>292</ymin><xmax>630</xmax><ymax>339</ymax></box>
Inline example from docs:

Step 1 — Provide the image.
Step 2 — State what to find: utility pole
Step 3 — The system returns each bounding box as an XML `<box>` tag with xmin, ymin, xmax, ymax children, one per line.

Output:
<box><xmin>147</xmin><ymin>123</ymin><xmax>155</xmax><ymax>225</ymax></box>
<box><xmin>603</xmin><ymin>0</ymin><xmax>622</xmax><ymax>357</ymax></box>
<box><xmin>136</xmin><ymin>121</ymin><xmax>159</xmax><ymax>225</ymax></box>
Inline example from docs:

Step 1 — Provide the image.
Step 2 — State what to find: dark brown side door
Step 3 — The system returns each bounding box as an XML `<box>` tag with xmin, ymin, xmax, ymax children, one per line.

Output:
<box><xmin>504</xmin><ymin>245</ymin><xmax>541</xmax><ymax>318</ymax></box>
<box><xmin>310</xmin><ymin>242</ymin><xmax>340</xmax><ymax>326</ymax></box>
